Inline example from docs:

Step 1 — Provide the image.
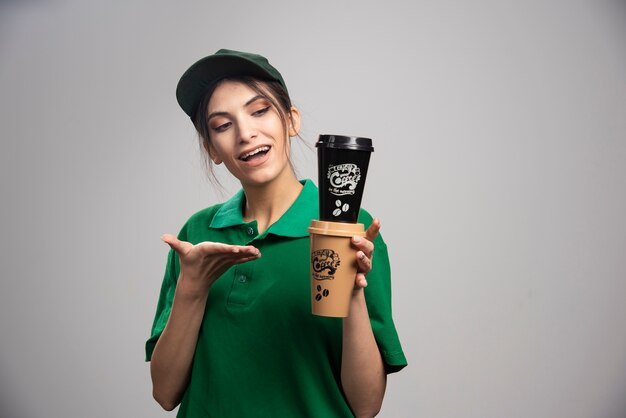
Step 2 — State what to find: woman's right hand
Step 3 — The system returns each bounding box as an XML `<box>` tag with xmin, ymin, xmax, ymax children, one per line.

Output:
<box><xmin>161</xmin><ymin>234</ymin><xmax>261</xmax><ymax>297</ymax></box>
<box><xmin>151</xmin><ymin>235</ymin><xmax>259</xmax><ymax>410</ymax></box>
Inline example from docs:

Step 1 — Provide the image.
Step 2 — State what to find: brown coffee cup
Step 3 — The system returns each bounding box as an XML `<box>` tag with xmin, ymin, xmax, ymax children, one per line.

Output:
<box><xmin>308</xmin><ymin>220</ymin><xmax>366</xmax><ymax>317</ymax></box>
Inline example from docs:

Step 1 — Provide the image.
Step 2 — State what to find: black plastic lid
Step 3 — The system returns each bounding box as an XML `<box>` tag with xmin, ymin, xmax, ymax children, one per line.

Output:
<box><xmin>315</xmin><ymin>134</ymin><xmax>374</xmax><ymax>152</ymax></box>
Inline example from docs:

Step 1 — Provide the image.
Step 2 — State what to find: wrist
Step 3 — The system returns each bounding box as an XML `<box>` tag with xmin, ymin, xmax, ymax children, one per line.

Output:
<box><xmin>175</xmin><ymin>274</ymin><xmax>210</xmax><ymax>302</ymax></box>
<box><xmin>347</xmin><ymin>288</ymin><xmax>367</xmax><ymax>317</ymax></box>
<box><xmin>351</xmin><ymin>287</ymin><xmax>366</xmax><ymax>302</ymax></box>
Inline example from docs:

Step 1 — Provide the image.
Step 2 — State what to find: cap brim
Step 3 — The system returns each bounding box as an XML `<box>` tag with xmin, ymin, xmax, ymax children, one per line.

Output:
<box><xmin>176</xmin><ymin>55</ymin><xmax>278</xmax><ymax>121</ymax></box>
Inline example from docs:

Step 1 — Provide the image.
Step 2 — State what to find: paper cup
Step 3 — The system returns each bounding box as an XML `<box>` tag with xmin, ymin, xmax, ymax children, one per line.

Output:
<box><xmin>308</xmin><ymin>220</ymin><xmax>366</xmax><ymax>317</ymax></box>
<box><xmin>316</xmin><ymin>135</ymin><xmax>374</xmax><ymax>223</ymax></box>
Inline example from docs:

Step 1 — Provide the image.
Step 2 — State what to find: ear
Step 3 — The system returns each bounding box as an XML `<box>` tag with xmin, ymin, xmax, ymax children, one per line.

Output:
<box><xmin>203</xmin><ymin>141</ymin><xmax>222</xmax><ymax>165</ymax></box>
<box><xmin>288</xmin><ymin>106</ymin><xmax>301</xmax><ymax>137</ymax></box>
<box><xmin>210</xmin><ymin>149</ymin><xmax>223</xmax><ymax>165</ymax></box>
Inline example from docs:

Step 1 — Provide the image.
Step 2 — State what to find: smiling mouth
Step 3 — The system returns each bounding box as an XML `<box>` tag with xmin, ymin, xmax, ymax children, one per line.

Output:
<box><xmin>239</xmin><ymin>146</ymin><xmax>271</xmax><ymax>162</ymax></box>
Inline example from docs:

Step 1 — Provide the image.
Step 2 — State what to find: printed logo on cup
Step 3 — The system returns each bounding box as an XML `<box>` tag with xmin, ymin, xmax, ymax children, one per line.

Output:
<box><xmin>311</xmin><ymin>249</ymin><xmax>341</xmax><ymax>280</ymax></box>
<box><xmin>327</xmin><ymin>163</ymin><xmax>361</xmax><ymax>196</ymax></box>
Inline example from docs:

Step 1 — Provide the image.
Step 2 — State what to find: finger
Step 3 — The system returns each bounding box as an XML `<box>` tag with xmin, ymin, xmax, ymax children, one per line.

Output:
<box><xmin>365</xmin><ymin>218</ymin><xmax>381</xmax><ymax>242</ymax></box>
<box><xmin>161</xmin><ymin>234</ymin><xmax>192</xmax><ymax>256</ymax></box>
<box><xmin>356</xmin><ymin>251</ymin><xmax>372</xmax><ymax>274</ymax></box>
<box><xmin>235</xmin><ymin>246</ymin><xmax>261</xmax><ymax>256</ymax></box>
<box><xmin>212</xmin><ymin>246</ymin><xmax>261</xmax><ymax>267</ymax></box>
<box><xmin>351</xmin><ymin>235</ymin><xmax>374</xmax><ymax>258</ymax></box>
<box><xmin>355</xmin><ymin>272</ymin><xmax>368</xmax><ymax>289</ymax></box>
<box><xmin>195</xmin><ymin>241</ymin><xmax>235</xmax><ymax>253</ymax></box>
<box><xmin>227</xmin><ymin>246</ymin><xmax>261</xmax><ymax>260</ymax></box>
<box><xmin>217</xmin><ymin>251</ymin><xmax>261</xmax><ymax>273</ymax></box>
<box><xmin>196</xmin><ymin>242</ymin><xmax>260</xmax><ymax>257</ymax></box>
<box><xmin>232</xmin><ymin>254</ymin><xmax>262</xmax><ymax>264</ymax></box>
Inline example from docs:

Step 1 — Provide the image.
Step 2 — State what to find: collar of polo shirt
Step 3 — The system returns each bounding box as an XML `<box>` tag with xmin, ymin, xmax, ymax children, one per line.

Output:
<box><xmin>209</xmin><ymin>179</ymin><xmax>319</xmax><ymax>238</ymax></box>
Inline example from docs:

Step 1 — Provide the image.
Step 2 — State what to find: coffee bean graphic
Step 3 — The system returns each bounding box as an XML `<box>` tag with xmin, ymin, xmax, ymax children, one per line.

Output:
<box><xmin>315</xmin><ymin>285</ymin><xmax>331</xmax><ymax>302</ymax></box>
<box><xmin>331</xmin><ymin>199</ymin><xmax>350</xmax><ymax>217</ymax></box>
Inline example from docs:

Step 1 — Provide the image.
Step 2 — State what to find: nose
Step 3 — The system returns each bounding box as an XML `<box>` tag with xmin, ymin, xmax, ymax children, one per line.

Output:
<box><xmin>237</xmin><ymin>115</ymin><xmax>258</xmax><ymax>143</ymax></box>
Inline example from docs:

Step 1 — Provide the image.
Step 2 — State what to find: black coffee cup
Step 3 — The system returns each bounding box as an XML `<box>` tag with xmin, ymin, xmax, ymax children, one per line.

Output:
<box><xmin>316</xmin><ymin>135</ymin><xmax>374</xmax><ymax>223</ymax></box>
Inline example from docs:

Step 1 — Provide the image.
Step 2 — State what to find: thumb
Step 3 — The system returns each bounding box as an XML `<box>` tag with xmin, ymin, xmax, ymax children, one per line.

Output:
<box><xmin>161</xmin><ymin>233</ymin><xmax>191</xmax><ymax>256</ymax></box>
<box><xmin>365</xmin><ymin>218</ymin><xmax>381</xmax><ymax>242</ymax></box>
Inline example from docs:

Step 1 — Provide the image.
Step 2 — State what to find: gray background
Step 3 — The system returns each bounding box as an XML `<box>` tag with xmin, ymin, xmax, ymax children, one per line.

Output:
<box><xmin>1</xmin><ymin>0</ymin><xmax>625</xmax><ymax>417</ymax></box>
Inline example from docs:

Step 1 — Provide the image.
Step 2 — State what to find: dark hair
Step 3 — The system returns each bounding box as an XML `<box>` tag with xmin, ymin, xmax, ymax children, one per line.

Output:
<box><xmin>193</xmin><ymin>76</ymin><xmax>297</xmax><ymax>185</ymax></box>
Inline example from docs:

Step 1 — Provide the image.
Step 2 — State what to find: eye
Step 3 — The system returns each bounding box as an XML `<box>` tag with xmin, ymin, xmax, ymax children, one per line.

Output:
<box><xmin>252</xmin><ymin>106</ymin><xmax>270</xmax><ymax>117</ymax></box>
<box><xmin>212</xmin><ymin>122</ymin><xmax>232</xmax><ymax>133</ymax></box>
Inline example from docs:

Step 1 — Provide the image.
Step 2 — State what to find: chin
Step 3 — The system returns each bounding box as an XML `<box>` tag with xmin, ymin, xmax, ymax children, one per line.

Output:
<box><xmin>242</xmin><ymin>166</ymin><xmax>293</xmax><ymax>188</ymax></box>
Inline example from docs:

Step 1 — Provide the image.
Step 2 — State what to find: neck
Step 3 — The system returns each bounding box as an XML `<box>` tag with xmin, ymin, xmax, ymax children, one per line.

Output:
<box><xmin>242</xmin><ymin>172</ymin><xmax>303</xmax><ymax>234</ymax></box>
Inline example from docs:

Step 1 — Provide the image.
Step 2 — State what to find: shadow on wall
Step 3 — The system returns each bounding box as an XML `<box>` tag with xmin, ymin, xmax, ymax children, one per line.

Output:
<box><xmin>0</xmin><ymin>372</ymin><xmax>29</xmax><ymax>418</ymax></box>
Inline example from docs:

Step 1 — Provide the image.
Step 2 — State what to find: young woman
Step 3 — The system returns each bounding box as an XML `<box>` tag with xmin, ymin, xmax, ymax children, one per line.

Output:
<box><xmin>146</xmin><ymin>49</ymin><xmax>407</xmax><ymax>417</ymax></box>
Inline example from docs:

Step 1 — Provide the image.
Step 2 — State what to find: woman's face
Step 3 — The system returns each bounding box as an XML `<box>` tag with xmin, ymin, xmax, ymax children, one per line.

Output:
<box><xmin>206</xmin><ymin>80</ymin><xmax>300</xmax><ymax>188</ymax></box>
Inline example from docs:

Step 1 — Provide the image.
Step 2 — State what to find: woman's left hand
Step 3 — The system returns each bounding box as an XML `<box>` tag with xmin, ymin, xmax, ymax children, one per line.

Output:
<box><xmin>351</xmin><ymin>218</ymin><xmax>381</xmax><ymax>289</ymax></box>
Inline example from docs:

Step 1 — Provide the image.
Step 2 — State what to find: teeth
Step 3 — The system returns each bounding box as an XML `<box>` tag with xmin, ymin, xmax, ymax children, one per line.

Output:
<box><xmin>241</xmin><ymin>146</ymin><xmax>270</xmax><ymax>160</ymax></box>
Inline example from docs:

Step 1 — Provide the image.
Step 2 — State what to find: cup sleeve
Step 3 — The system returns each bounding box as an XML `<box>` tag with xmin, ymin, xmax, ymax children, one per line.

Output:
<box><xmin>145</xmin><ymin>248</ymin><xmax>180</xmax><ymax>361</ymax></box>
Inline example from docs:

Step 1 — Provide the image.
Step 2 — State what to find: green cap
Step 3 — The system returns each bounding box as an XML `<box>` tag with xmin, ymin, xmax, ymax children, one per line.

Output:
<box><xmin>176</xmin><ymin>49</ymin><xmax>288</xmax><ymax>121</ymax></box>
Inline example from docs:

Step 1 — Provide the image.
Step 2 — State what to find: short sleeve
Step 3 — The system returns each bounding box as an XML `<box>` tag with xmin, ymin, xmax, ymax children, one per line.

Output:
<box><xmin>145</xmin><ymin>247</ymin><xmax>180</xmax><ymax>361</ymax></box>
<box><xmin>359</xmin><ymin>209</ymin><xmax>408</xmax><ymax>374</ymax></box>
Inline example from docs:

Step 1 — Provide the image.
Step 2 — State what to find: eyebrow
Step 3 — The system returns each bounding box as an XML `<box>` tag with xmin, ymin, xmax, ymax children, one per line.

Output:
<box><xmin>207</xmin><ymin>95</ymin><xmax>268</xmax><ymax>121</ymax></box>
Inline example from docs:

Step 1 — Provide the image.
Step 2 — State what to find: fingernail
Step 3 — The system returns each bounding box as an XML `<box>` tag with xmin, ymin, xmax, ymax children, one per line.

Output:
<box><xmin>359</xmin><ymin>252</ymin><xmax>366</xmax><ymax>260</ymax></box>
<box><xmin>353</xmin><ymin>236</ymin><xmax>361</xmax><ymax>243</ymax></box>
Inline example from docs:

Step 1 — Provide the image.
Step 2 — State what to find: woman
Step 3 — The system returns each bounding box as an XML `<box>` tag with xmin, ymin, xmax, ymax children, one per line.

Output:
<box><xmin>146</xmin><ymin>49</ymin><xmax>407</xmax><ymax>417</ymax></box>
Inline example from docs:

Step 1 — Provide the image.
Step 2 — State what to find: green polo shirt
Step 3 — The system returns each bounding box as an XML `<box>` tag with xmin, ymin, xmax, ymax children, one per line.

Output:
<box><xmin>146</xmin><ymin>179</ymin><xmax>407</xmax><ymax>417</ymax></box>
